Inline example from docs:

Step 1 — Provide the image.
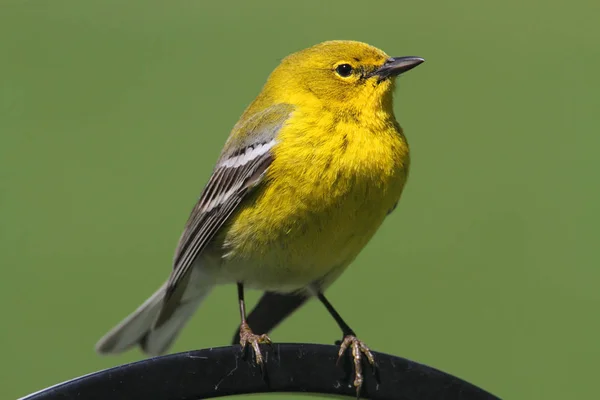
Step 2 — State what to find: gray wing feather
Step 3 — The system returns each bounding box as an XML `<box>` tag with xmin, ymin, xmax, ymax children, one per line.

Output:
<box><xmin>156</xmin><ymin>103</ymin><xmax>294</xmax><ymax>326</ymax></box>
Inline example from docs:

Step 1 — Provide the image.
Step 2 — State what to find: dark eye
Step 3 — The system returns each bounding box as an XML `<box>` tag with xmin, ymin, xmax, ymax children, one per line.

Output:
<box><xmin>335</xmin><ymin>64</ymin><xmax>354</xmax><ymax>77</ymax></box>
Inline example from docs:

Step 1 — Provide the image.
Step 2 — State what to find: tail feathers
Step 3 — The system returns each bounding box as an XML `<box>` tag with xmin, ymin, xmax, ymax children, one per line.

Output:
<box><xmin>95</xmin><ymin>280</ymin><xmax>210</xmax><ymax>356</ymax></box>
<box><xmin>95</xmin><ymin>283</ymin><xmax>167</xmax><ymax>354</ymax></box>
<box><xmin>139</xmin><ymin>295</ymin><xmax>205</xmax><ymax>355</ymax></box>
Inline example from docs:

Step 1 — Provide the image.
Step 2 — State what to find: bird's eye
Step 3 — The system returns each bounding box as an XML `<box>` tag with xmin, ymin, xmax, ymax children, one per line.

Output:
<box><xmin>335</xmin><ymin>64</ymin><xmax>354</xmax><ymax>78</ymax></box>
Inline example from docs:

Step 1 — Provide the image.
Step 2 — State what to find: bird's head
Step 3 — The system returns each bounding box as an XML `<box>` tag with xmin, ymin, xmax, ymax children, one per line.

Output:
<box><xmin>261</xmin><ymin>40</ymin><xmax>424</xmax><ymax>114</ymax></box>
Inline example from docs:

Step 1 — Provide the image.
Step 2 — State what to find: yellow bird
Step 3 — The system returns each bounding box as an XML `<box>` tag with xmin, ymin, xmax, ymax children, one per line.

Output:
<box><xmin>96</xmin><ymin>40</ymin><xmax>423</xmax><ymax>394</ymax></box>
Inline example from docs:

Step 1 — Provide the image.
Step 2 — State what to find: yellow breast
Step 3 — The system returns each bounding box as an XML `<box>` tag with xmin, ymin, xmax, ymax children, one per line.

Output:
<box><xmin>216</xmin><ymin>107</ymin><xmax>410</xmax><ymax>291</ymax></box>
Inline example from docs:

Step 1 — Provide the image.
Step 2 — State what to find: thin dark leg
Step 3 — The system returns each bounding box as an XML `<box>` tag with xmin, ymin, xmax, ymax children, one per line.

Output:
<box><xmin>237</xmin><ymin>282</ymin><xmax>247</xmax><ymax>323</ymax></box>
<box><xmin>317</xmin><ymin>291</ymin><xmax>376</xmax><ymax>399</ymax></box>
<box><xmin>317</xmin><ymin>292</ymin><xmax>355</xmax><ymax>337</ymax></box>
<box><xmin>236</xmin><ymin>282</ymin><xmax>271</xmax><ymax>370</ymax></box>
<box><xmin>231</xmin><ymin>292</ymin><xmax>308</xmax><ymax>345</ymax></box>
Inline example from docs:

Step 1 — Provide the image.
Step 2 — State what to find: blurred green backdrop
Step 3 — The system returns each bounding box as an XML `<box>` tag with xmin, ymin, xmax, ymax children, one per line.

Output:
<box><xmin>1</xmin><ymin>0</ymin><xmax>598</xmax><ymax>399</ymax></box>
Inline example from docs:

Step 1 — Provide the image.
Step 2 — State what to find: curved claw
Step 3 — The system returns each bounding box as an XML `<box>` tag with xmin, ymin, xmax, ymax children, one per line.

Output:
<box><xmin>336</xmin><ymin>335</ymin><xmax>376</xmax><ymax>398</ymax></box>
<box><xmin>239</xmin><ymin>322</ymin><xmax>271</xmax><ymax>366</ymax></box>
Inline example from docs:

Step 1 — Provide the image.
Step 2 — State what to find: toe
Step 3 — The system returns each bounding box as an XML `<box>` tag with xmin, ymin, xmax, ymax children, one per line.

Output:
<box><xmin>336</xmin><ymin>335</ymin><xmax>375</xmax><ymax>397</ymax></box>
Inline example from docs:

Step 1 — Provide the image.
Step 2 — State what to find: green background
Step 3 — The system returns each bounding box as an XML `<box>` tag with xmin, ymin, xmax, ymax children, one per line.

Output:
<box><xmin>1</xmin><ymin>1</ymin><xmax>598</xmax><ymax>399</ymax></box>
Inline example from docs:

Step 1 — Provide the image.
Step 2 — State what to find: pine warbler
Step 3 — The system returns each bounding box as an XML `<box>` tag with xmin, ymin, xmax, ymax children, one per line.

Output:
<box><xmin>96</xmin><ymin>40</ymin><xmax>423</xmax><ymax>395</ymax></box>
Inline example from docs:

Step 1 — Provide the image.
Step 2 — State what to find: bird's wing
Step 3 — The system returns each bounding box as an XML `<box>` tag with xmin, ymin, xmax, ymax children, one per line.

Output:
<box><xmin>156</xmin><ymin>103</ymin><xmax>294</xmax><ymax>326</ymax></box>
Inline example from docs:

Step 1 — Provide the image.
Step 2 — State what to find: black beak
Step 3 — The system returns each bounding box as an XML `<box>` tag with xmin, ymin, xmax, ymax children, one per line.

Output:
<box><xmin>372</xmin><ymin>56</ymin><xmax>424</xmax><ymax>80</ymax></box>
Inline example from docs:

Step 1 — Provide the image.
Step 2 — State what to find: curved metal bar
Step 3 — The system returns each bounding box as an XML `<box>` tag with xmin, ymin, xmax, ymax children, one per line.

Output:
<box><xmin>21</xmin><ymin>344</ymin><xmax>500</xmax><ymax>399</ymax></box>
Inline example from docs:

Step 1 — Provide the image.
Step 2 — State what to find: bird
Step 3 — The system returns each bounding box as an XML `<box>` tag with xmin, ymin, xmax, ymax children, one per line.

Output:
<box><xmin>96</xmin><ymin>40</ymin><xmax>424</xmax><ymax>396</ymax></box>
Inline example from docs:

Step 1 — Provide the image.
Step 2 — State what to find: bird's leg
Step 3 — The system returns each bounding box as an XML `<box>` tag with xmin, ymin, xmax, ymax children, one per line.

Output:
<box><xmin>237</xmin><ymin>282</ymin><xmax>271</xmax><ymax>368</ymax></box>
<box><xmin>317</xmin><ymin>292</ymin><xmax>376</xmax><ymax>398</ymax></box>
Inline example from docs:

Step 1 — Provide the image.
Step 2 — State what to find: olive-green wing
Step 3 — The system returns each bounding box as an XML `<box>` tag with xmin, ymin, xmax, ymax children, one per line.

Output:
<box><xmin>156</xmin><ymin>103</ymin><xmax>294</xmax><ymax>326</ymax></box>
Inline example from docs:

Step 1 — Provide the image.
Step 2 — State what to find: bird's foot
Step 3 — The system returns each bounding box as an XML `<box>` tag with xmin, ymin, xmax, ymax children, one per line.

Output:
<box><xmin>239</xmin><ymin>321</ymin><xmax>272</xmax><ymax>367</ymax></box>
<box><xmin>337</xmin><ymin>335</ymin><xmax>376</xmax><ymax>398</ymax></box>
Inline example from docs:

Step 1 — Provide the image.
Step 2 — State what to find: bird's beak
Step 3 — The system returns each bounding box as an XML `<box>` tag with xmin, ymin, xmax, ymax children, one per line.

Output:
<box><xmin>373</xmin><ymin>56</ymin><xmax>425</xmax><ymax>80</ymax></box>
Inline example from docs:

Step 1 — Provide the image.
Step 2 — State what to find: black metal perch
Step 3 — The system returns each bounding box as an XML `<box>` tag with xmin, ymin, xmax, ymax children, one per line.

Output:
<box><xmin>20</xmin><ymin>344</ymin><xmax>500</xmax><ymax>400</ymax></box>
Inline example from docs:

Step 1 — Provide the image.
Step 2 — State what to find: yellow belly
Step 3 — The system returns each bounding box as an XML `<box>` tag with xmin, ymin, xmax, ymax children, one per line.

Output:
<box><xmin>212</xmin><ymin>112</ymin><xmax>409</xmax><ymax>291</ymax></box>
